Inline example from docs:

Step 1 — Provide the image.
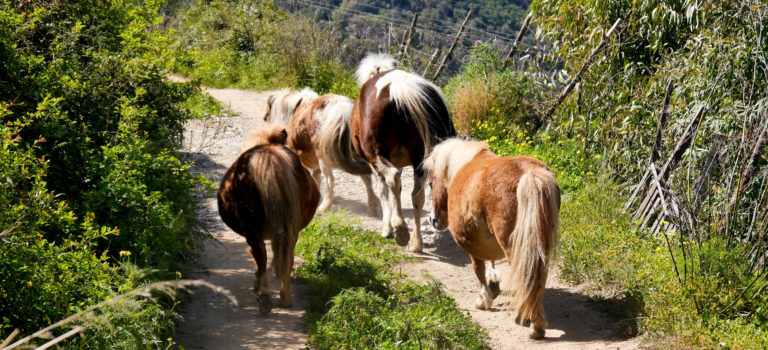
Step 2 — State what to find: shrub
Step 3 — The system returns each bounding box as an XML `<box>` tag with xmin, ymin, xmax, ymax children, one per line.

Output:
<box><xmin>0</xmin><ymin>0</ymin><xmax>212</xmax><ymax>346</ymax></box>
<box><xmin>445</xmin><ymin>43</ymin><xmax>547</xmax><ymax>137</ymax></box>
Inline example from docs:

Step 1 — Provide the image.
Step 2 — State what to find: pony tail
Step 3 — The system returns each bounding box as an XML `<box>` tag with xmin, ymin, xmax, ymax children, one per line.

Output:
<box><xmin>315</xmin><ymin>99</ymin><xmax>371</xmax><ymax>175</ymax></box>
<box><xmin>506</xmin><ymin>171</ymin><xmax>560</xmax><ymax>329</ymax></box>
<box><xmin>248</xmin><ymin>146</ymin><xmax>304</xmax><ymax>240</ymax></box>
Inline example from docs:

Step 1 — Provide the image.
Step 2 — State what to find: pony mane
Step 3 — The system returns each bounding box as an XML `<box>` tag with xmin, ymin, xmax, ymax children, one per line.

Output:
<box><xmin>239</xmin><ymin>123</ymin><xmax>287</xmax><ymax>154</ymax></box>
<box><xmin>355</xmin><ymin>53</ymin><xmax>397</xmax><ymax>86</ymax></box>
<box><xmin>267</xmin><ymin>88</ymin><xmax>319</xmax><ymax>125</ymax></box>
<box><xmin>375</xmin><ymin>70</ymin><xmax>451</xmax><ymax>152</ymax></box>
<box><xmin>424</xmin><ymin>138</ymin><xmax>491</xmax><ymax>186</ymax></box>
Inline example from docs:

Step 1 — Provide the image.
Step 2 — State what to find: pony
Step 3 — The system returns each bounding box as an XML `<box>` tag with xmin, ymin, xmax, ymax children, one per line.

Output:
<box><xmin>217</xmin><ymin>123</ymin><xmax>320</xmax><ymax>315</ymax></box>
<box><xmin>424</xmin><ymin>138</ymin><xmax>561</xmax><ymax>339</ymax></box>
<box><xmin>350</xmin><ymin>53</ymin><xmax>456</xmax><ymax>252</ymax></box>
<box><xmin>287</xmin><ymin>94</ymin><xmax>380</xmax><ymax>213</ymax></box>
<box><xmin>263</xmin><ymin>88</ymin><xmax>319</xmax><ymax>125</ymax></box>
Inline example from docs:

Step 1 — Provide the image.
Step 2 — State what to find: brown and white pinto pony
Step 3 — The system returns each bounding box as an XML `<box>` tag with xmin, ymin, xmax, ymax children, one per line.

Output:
<box><xmin>217</xmin><ymin>123</ymin><xmax>320</xmax><ymax>315</ymax></box>
<box><xmin>287</xmin><ymin>94</ymin><xmax>380</xmax><ymax>213</ymax></box>
<box><xmin>424</xmin><ymin>138</ymin><xmax>560</xmax><ymax>339</ymax></box>
<box><xmin>263</xmin><ymin>88</ymin><xmax>319</xmax><ymax>125</ymax></box>
<box><xmin>351</xmin><ymin>53</ymin><xmax>456</xmax><ymax>252</ymax></box>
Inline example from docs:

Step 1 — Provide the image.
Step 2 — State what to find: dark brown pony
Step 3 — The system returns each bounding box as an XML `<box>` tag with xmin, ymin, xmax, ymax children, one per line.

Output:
<box><xmin>217</xmin><ymin>123</ymin><xmax>320</xmax><ymax>315</ymax></box>
<box><xmin>424</xmin><ymin>138</ymin><xmax>560</xmax><ymax>339</ymax></box>
<box><xmin>350</xmin><ymin>53</ymin><xmax>456</xmax><ymax>252</ymax></box>
<box><xmin>287</xmin><ymin>94</ymin><xmax>379</xmax><ymax>213</ymax></box>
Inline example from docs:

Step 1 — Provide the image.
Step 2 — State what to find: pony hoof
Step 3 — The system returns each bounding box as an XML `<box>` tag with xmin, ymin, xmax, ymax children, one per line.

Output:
<box><xmin>474</xmin><ymin>297</ymin><xmax>490</xmax><ymax>310</ymax></box>
<box><xmin>257</xmin><ymin>294</ymin><xmax>273</xmax><ymax>316</ymax></box>
<box><xmin>394</xmin><ymin>226</ymin><xmax>409</xmax><ymax>247</ymax></box>
<box><xmin>530</xmin><ymin>326</ymin><xmax>546</xmax><ymax>339</ymax></box>
<box><xmin>319</xmin><ymin>201</ymin><xmax>332</xmax><ymax>212</ymax></box>
<box><xmin>407</xmin><ymin>241</ymin><xmax>423</xmax><ymax>253</ymax></box>
<box><xmin>488</xmin><ymin>281</ymin><xmax>501</xmax><ymax>299</ymax></box>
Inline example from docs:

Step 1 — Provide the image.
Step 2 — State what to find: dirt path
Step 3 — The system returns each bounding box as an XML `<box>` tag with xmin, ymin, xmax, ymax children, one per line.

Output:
<box><xmin>174</xmin><ymin>80</ymin><xmax>640</xmax><ymax>349</ymax></box>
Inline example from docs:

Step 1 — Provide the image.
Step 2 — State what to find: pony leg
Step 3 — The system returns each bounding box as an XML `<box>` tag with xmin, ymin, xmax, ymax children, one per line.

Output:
<box><xmin>408</xmin><ymin>172</ymin><xmax>426</xmax><ymax>253</ymax></box>
<box><xmin>270</xmin><ymin>241</ymin><xmax>280</xmax><ymax>278</ymax></box>
<box><xmin>277</xmin><ymin>233</ymin><xmax>296</xmax><ymax>308</ymax></box>
<box><xmin>311</xmin><ymin>168</ymin><xmax>322</xmax><ymax>189</ymax></box>
<box><xmin>486</xmin><ymin>261</ymin><xmax>501</xmax><ymax>299</ymax></box>
<box><xmin>470</xmin><ymin>256</ymin><xmax>494</xmax><ymax>310</ymax></box>
<box><xmin>247</xmin><ymin>238</ymin><xmax>272</xmax><ymax>315</ymax></box>
<box><xmin>318</xmin><ymin>162</ymin><xmax>334</xmax><ymax>212</ymax></box>
<box><xmin>360</xmin><ymin>174</ymin><xmax>381</xmax><ymax>216</ymax></box>
<box><xmin>372</xmin><ymin>170</ymin><xmax>394</xmax><ymax>238</ymax></box>
<box><xmin>372</xmin><ymin>157</ymin><xmax>408</xmax><ymax>246</ymax></box>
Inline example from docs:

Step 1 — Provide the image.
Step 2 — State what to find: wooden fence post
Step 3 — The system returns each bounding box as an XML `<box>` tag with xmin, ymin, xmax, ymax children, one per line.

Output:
<box><xmin>397</xmin><ymin>13</ymin><xmax>419</xmax><ymax>61</ymax></box>
<box><xmin>422</xmin><ymin>48</ymin><xmax>440</xmax><ymax>77</ymax></box>
<box><xmin>502</xmin><ymin>13</ymin><xmax>533</xmax><ymax>68</ymax></box>
<box><xmin>432</xmin><ymin>10</ymin><xmax>473</xmax><ymax>81</ymax></box>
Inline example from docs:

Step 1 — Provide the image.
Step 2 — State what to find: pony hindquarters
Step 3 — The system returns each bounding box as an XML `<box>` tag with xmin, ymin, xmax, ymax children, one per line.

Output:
<box><xmin>314</xmin><ymin>96</ymin><xmax>380</xmax><ymax>213</ymax></box>
<box><xmin>287</xmin><ymin>94</ymin><xmax>380</xmax><ymax>214</ymax></box>
<box><xmin>506</xmin><ymin>169</ymin><xmax>560</xmax><ymax>339</ymax></box>
<box><xmin>351</xmin><ymin>69</ymin><xmax>455</xmax><ymax>253</ymax></box>
<box><xmin>217</xmin><ymin>143</ymin><xmax>320</xmax><ymax>315</ymax></box>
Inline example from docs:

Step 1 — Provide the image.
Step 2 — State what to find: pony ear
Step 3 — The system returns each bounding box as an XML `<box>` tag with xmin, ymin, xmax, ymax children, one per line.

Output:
<box><xmin>267</xmin><ymin>95</ymin><xmax>275</xmax><ymax>107</ymax></box>
<box><xmin>294</xmin><ymin>97</ymin><xmax>303</xmax><ymax>111</ymax></box>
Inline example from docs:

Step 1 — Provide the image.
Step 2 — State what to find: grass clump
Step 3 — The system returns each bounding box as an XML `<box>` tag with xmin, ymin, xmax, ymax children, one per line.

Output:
<box><xmin>295</xmin><ymin>212</ymin><xmax>490</xmax><ymax>349</ymax></box>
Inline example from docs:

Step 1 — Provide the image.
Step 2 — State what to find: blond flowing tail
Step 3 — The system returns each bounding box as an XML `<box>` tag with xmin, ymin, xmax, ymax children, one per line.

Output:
<box><xmin>507</xmin><ymin>171</ymin><xmax>560</xmax><ymax>338</ymax></box>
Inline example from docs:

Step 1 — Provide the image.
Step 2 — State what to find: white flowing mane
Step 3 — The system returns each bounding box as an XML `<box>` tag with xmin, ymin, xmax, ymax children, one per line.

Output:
<box><xmin>424</xmin><ymin>138</ymin><xmax>491</xmax><ymax>186</ymax></box>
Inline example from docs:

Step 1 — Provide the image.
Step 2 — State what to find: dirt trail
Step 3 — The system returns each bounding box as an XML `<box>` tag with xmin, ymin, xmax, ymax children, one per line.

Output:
<box><xmin>174</xmin><ymin>80</ymin><xmax>640</xmax><ymax>349</ymax></box>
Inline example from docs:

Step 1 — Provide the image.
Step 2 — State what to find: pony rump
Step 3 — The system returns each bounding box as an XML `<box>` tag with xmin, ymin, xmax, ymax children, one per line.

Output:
<box><xmin>506</xmin><ymin>170</ymin><xmax>560</xmax><ymax>336</ymax></box>
<box><xmin>247</xmin><ymin>146</ymin><xmax>303</xmax><ymax>239</ymax></box>
<box><xmin>355</xmin><ymin>53</ymin><xmax>397</xmax><ymax>86</ymax></box>
<box><xmin>424</xmin><ymin>138</ymin><xmax>490</xmax><ymax>186</ymax></box>
<box><xmin>376</xmin><ymin>70</ymin><xmax>454</xmax><ymax>154</ymax></box>
<box><xmin>265</xmin><ymin>88</ymin><xmax>319</xmax><ymax>125</ymax></box>
<box><xmin>315</xmin><ymin>96</ymin><xmax>371</xmax><ymax>175</ymax></box>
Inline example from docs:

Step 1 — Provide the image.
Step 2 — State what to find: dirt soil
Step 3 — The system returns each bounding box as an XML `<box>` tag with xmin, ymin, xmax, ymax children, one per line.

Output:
<box><xmin>173</xmin><ymin>79</ymin><xmax>640</xmax><ymax>349</ymax></box>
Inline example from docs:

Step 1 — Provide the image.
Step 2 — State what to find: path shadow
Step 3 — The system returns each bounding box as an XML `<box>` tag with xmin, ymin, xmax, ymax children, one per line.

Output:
<box><xmin>180</xmin><ymin>151</ymin><xmax>229</xmax><ymax>181</ymax></box>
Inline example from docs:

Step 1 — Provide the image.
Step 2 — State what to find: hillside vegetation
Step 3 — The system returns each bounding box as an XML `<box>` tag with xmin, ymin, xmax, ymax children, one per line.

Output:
<box><xmin>0</xmin><ymin>0</ymin><xmax>217</xmax><ymax>347</ymax></box>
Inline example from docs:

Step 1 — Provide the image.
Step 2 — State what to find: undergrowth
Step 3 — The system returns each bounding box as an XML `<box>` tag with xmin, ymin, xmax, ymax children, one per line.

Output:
<box><xmin>295</xmin><ymin>212</ymin><xmax>490</xmax><ymax>349</ymax></box>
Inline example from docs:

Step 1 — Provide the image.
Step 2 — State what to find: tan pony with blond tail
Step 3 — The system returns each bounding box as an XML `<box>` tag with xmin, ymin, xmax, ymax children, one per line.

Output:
<box><xmin>424</xmin><ymin>138</ymin><xmax>560</xmax><ymax>339</ymax></box>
